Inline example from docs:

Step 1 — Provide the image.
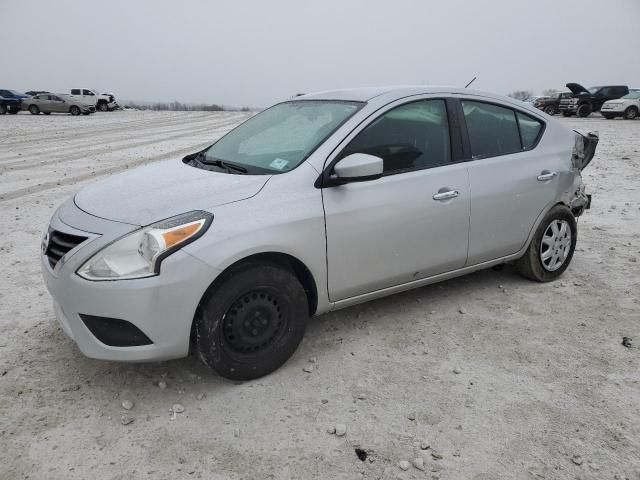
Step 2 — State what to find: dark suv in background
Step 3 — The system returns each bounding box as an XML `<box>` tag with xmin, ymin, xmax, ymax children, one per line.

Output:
<box><xmin>0</xmin><ymin>89</ymin><xmax>31</xmax><ymax>114</ymax></box>
<box><xmin>560</xmin><ymin>83</ymin><xmax>629</xmax><ymax>117</ymax></box>
<box><xmin>534</xmin><ymin>92</ymin><xmax>572</xmax><ymax>115</ymax></box>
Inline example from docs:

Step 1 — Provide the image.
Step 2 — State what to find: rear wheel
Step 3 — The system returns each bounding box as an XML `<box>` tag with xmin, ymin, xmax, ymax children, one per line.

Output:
<box><xmin>577</xmin><ymin>104</ymin><xmax>592</xmax><ymax>118</ymax></box>
<box><xmin>70</xmin><ymin>106</ymin><xmax>81</xmax><ymax>116</ymax></box>
<box><xmin>543</xmin><ymin>105</ymin><xmax>557</xmax><ymax>115</ymax></box>
<box><xmin>624</xmin><ymin>106</ymin><xmax>638</xmax><ymax>120</ymax></box>
<box><xmin>28</xmin><ymin>105</ymin><xmax>40</xmax><ymax>115</ymax></box>
<box><xmin>0</xmin><ymin>103</ymin><xmax>6</xmax><ymax>115</ymax></box>
<box><xmin>516</xmin><ymin>205</ymin><xmax>577</xmax><ymax>282</ymax></box>
<box><xmin>195</xmin><ymin>263</ymin><xmax>309</xmax><ymax>380</ymax></box>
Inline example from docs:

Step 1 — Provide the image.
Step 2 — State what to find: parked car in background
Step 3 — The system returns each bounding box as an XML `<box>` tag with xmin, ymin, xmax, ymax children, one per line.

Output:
<box><xmin>560</xmin><ymin>83</ymin><xmax>629</xmax><ymax>117</ymax></box>
<box><xmin>69</xmin><ymin>88</ymin><xmax>118</xmax><ymax>112</ymax></box>
<box><xmin>22</xmin><ymin>93</ymin><xmax>96</xmax><ymax>115</ymax></box>
<box><xmin>524</xmin><ymin>96</ymin><xmax>548</xmax><ymax>105</ymax></box>
<box><xmin>0</xmin><ymin>89</ymin><xmax>31</xmax><ymax>114</ymax></box>
<box><xmin>25</xmin><ymin>90</ymin><xmax>50</xmax><ymax>97</ymax></box>
<box><xmin>41</xmin><ymin>86</ymin><xmax>597</xmax><ymax>380</ymax></box>
<box><xmin>534</xmin><ymin>92</ymin><xmax>572</xmax><ymax>115</ymax></box>
<box><xmin>600</xmin><ymin>89</ymin><xmax>640</xmax><ymax>119</ymax></box>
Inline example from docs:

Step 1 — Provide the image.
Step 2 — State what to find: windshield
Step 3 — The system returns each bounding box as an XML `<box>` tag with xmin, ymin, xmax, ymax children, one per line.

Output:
<box><xmin>622</xmin><ymin>91</ymin><xmax>640</xmax><ymax>99</ymax></box>
<box><xmin>203</xmin><ymin>100</ymin><xmax>362</xmax><ymax>174</ymax></box>
<box><xmin>588</xmin><ymin>87</ymin><xmax>601</xmax><ymax>94</ymax></box>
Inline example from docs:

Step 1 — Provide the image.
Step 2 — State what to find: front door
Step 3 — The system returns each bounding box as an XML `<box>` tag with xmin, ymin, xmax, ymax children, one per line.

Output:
<box><xmin>322</xmin><ymin>99</ymin><xmax>470</xmax><ymax>301</ymax></box>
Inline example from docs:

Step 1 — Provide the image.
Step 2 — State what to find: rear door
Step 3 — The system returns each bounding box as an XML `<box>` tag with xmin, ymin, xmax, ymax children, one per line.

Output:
<box><xmin>458</xmin><ymin>99</ymin><xmax>561</xmax><ymax>264</ymax></box>
<box><xmin>49</xmin><ymin>95</ymin><xmax>65</xmax><ymax>113</ymax></box>
<box><xmin>322</xmin><ymin>98</ymin><xmax>470</xmax><ymax>301</ymax></box>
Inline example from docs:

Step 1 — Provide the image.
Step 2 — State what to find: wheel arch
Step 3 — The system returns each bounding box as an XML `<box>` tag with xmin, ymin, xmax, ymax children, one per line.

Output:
<box><xmin>519</xmin><ymin>200</ymin><xmax>573</xmax><ymax>258</ymax></box>
<box><xmin>189</xmin><ymin>251</ymin><xmax>319</xmax><ymax>352</ymax></box>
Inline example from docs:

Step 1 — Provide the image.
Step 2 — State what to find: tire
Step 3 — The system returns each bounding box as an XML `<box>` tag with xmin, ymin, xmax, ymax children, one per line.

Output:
<box><xmin>543</xmin><ymin>105</ymin><xmax>557</xmax><ymax>115</ymax></box>
<box><xmin>98</xmin><ymin>102</ymin><xmax>108</xmax><ymax>112</ymax></box>
<box><xmin>624</xmin><ymin>106</ymin><xmax>638</xmax><ymax>120</ymax></box>
<box><xmin>577</xmin><ymin>104</ymin><xmax>592</xmax><ymax>118</ymax></box>
<box><xmin>28</xmin><ymin>105</ymin><xmax>40</xmax><ymax>115</ymax></box>
<box><xmin>195</xmin><ymin>263</ymin><xmax>309</xmax><ymax>380</ymax></box>
<box><xmin>8</xmin><ymin>106</ymin><xmax>19</xmax><ymax>114</ymax></box>
<box><xmin>516</xmin><ymin>205</ymin><xmax>577</xmax><ymax>282</ymax></box>
<box><xmin>70</xmin><ymin>106</ymin><xmax>81</xmax><ymax>116</ymax></box>
<box><xmin>0</xmin><ymin>104</ymin><xmax>6</xmax><ymax>115</ymax></box>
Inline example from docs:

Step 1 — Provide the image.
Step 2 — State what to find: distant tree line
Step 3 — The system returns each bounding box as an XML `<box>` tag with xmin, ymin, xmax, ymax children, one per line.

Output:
<box><xmin>125</xmin><ymin>101</ymin><xmax>251</xmax><ymax>112</ymax></box>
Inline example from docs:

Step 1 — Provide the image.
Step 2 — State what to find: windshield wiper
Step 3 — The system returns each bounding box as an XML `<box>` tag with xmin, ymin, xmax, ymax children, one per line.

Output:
<box><xmin>197</xmin><ymin>154</ymin><xmax>248</xmax><ymax>174</ymax></box>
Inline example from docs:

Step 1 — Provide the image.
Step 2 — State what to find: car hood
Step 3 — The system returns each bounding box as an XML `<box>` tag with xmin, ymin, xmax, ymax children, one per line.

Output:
<box><xmin>566</xmin><ymin>83</ymin><xmax>590</xmax><ymax>95</ymax></box>
<box><xmin>74</xmin><ymin>159</ymin><xmax>270</xmax><ymax>226</ymax></box>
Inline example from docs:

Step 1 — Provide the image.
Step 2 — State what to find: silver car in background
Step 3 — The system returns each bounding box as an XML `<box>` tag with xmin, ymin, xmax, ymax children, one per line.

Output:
<box><xmin>41</xmin><ymin>86</ymin><xmax>598</xmax><ymax>380</ymax></box>
<box><xmin>22</xmin><ymin>93</ymin><xmax>95</xmax><ymax>115</ymax></box>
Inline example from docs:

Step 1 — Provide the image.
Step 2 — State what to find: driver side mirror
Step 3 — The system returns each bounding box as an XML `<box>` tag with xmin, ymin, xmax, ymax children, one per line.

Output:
<box><xmin>328</xmin><ymin>153</ymin><xmax>383</xmax><ymax>186</ymax></box>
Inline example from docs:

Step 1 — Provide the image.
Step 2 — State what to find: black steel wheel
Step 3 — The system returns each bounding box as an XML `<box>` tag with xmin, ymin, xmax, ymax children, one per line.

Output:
<box><xmin>195</xmin><ymin>263</ymin><xmax>308</xmax><ymax>380</ymax></box>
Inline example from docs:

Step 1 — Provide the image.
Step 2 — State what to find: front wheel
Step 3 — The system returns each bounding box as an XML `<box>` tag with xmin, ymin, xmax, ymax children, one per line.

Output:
<box><xmin>195</xmin><ymin>263</ymin><xmax>309</xmax><ymax>380</ymax></box>
<box><xmin>516</xmin><ymin>205</ymin><xmax>577</xmax><ymax>282</ymax></box>
<box><xmin>577</xmin><ymin>104</ymin><xmax>592</xmax><ymax>118</ymax></box>
<box><xmin>28</xmin><ymin>105</ymin><xmax>40</xmax><ymax>115</ymax></box>
<box><xmin>98</xmin><ymin>102</ymin><xmax>108</xmax><ymax>112</ymax></box>
<box><xmin>624</xmin><ymin>106</ymin><xmax>638</xmax><ymax>120</ymax></box>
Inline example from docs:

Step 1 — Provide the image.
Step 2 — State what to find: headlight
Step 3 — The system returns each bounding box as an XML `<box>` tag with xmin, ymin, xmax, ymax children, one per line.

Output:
<box><xmin>77</xmin><ymin>211</ymin><xmax>212</xmax><ymax>281</ymax></box>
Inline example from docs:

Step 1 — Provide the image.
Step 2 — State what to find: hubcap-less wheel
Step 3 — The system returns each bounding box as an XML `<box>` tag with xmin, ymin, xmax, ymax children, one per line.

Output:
<box><xmin>540</xmin><ymin>219</ymin><xmax>572</xmax><ymax>271</ymax></box>
<box><xmin>625</xmin><ymin>107</ymin><xmax>638</xmax><ymax>120</ymax></box>
<box><xmin>222</xmin><ymin>289</ymin><xmax>288</xmax><ymax>354</ymax></box>
<box><xmin>544</xmin><ymin>105</ymin><xmax>556</xmax><ymax>115</ymax></box>
<box><xmin>99</xmin><ymin>103</ymin><xmax>108</xmax><ymax>112</ymax></box>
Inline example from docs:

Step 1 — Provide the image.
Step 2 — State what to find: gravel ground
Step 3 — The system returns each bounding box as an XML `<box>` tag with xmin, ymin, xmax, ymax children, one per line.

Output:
<box><xmin>0</xmin><ymin>111</ymin><xmax>638</xmax><ymax>480</ymax></box>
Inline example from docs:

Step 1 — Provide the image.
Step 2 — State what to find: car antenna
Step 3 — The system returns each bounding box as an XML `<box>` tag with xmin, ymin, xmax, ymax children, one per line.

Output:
<box><xmin>464</xmin><ymin>76</ymin><xmax>477</xmax><ymax>88</ymax></box>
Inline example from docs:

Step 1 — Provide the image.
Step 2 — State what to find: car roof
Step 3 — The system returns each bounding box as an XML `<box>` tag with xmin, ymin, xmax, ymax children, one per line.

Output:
<box><xmin>294</xmin><ymin>85</ymin><xmax>512</xmax><ymax>103</ymax></box>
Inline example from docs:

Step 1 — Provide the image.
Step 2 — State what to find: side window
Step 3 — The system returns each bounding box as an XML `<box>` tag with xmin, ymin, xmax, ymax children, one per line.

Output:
<box><xmin>614</xmin><ymin>87</ymin><xmax>628</xmax><ymax>96</ymax></box>
<box><xmin>517</xmin><ymin>112</ymin><xmax>543</xmax><ymax>149</ymax></box>
<box><xmin>71</xmin><ymin>89</ymin><xmax>80</xmax><ymax>95</ymax></box>
<box><xmin>461</xmin><ymin>101</ymin><xmax>521</xmax><ymax>158</ymax></box>
<box><xmin>83</xmin><ymin>89</ymin><xmax>94</xmax><ymax>96</ymax></box>
<box><xmin>340</xmin><ymin>99</ymin><xmax>451</xmax><ymax>174</ymax></box>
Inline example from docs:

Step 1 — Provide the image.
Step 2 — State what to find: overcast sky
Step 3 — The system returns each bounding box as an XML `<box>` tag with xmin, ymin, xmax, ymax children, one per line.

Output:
<box><xmin>2</xmin><ymin>0</ymin><xmax>639</xmax><ymax>107</ymax></box>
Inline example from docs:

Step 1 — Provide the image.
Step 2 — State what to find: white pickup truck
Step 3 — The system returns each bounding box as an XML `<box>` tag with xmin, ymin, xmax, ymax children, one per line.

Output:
<box><xmin>69</xmin><ymin>88</ymin><xmax>119</xmax><ymax>112</ymax></box>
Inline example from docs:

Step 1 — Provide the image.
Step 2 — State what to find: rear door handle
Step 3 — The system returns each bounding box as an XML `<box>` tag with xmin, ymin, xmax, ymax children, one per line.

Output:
<box><xmin>433</xmin><ymin>190</ymin><xmax>460</xmax><ymax>201</ymax></box>
<box><xmin>537</xmin><ymin>171</ymin><xmax>557</xmax><ymax>181</ymax></box>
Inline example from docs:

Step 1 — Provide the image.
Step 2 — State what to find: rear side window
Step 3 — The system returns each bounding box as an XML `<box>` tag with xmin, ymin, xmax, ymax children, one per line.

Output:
<box><xmin>340</xmin><ymin>99</ymin><xmax>451</xmax><ymax>174</ymax></box>
<box><xmin>517</xmin><ymin>112</ymin><xmax>543</xmax><ymax>149</ymax></box>
<box><xmin>462</xmin><ymin>101</ymin><xmax>521</xmax><ymax>158</ymax></box>
<box><xmin>71</xmin><ymin>89</ymin><xmax>80</xmax><ymax>95</ymax></box>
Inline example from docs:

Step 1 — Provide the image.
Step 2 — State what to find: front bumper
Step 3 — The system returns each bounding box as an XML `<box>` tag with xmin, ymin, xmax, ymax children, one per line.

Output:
<box><xmin>559</xmin><ymin>103</ymin><xmax>579</xmax><ymax>112</ymax></box>
<box><xmin>600</xmin><ymin>105</ymin><xmax>625</xmax><ymax>115</ymax></box>
<box><xmin>41</xmin><ymin>199</ymin><xmax>219</xmax><ymax>362</ymax></box>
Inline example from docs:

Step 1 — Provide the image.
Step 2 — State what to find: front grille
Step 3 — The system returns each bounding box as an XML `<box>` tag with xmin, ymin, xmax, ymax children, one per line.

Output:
<box><xmin>45</xmin><ymin>229</ymin><xmax>87</xmax><ymax>269</ymax></box>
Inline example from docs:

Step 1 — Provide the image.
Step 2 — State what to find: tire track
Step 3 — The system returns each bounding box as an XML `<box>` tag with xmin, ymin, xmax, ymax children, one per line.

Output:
<box><xmin>0</xmin><ymin>140</ymin><xmax>214</xmax><ymax>202</ymax></box>
<box><xmin>0</xmin><ymin>111</ymin><xmax>239</xmax><ymax>147</ymax></box>
<box><xmin>0</xmin><ymin>116</ymin><xmax>244</xmax><ymax>168</ymax></box>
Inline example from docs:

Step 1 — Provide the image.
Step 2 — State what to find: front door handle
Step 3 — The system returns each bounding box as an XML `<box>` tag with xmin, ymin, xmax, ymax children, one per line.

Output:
<box><xmin>433</xmin><ymin>190</ymin><xmax>460</xmax><ymax>201</ymax></box>
<box><xmin>537</xmin><ymin>171</ymin><xmax>557</xmax><ymax>181</ymax></box>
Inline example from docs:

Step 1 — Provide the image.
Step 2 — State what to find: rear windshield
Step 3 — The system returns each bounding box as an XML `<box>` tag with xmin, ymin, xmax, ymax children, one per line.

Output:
<box><xmin>203</xmin><ymin>100</ymin><xmax>362</xmax><ymax>174</ymax></box>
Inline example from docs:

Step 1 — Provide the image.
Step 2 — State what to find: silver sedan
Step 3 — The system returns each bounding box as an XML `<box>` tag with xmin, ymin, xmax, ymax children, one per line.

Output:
<box><xmin>41</xmin><ymin>86</ymin><xmax>598</xmax><ymax>380</ymax></box>
<box><xmin>22</xmin><ymin>93</ymin><xmax>95</xmax><ymax>115</ymax></box>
